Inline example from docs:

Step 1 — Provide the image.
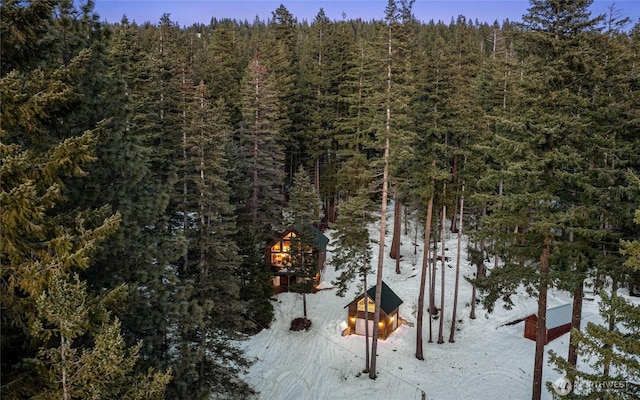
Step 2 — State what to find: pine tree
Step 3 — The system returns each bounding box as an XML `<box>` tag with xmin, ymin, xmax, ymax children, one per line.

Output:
<box><xmin>412</xmin><ymin>23</ymin><xmax>461</xmax><ymax>349</ymax></box>
<box><xmin>1</xmin><ymin>0</ymin><xmax>56</xmax><ymax>73</ymax></box>
<box><xmin>263</xmin><ymin>5</ymin><xmax>298</xmax><ymax>184</ymax></box>
<box><xmin>237</xmin><ymin>52</ymin><xmax>285</xmax><ymax>242</ymax></box>
<box><xmin>72</xmin><ymin>17</ymin><xmax>178</xmax><ymax>375</ymax></box>
<box><xmin>558</xmin><ymin>6</ymin><xmax>639</xmax><ymax>369</ymax></box>
<box><xmin>381</xmin><ymin>0</ymin><xmax>418</xmax><ymax>275</ymax></box>
<box><xmin>30</xmin><ymin>275</ymin><xmax>172</xmax><ymax>400</ymax></box>
<box><xmin>285</xmin><ymin>166</ymin><xmax>321</xmax><ymax>227</ymax></box>
<box><xmin>369</xmin><ymin>0</ymin><xmax>396</xmax><ymax>379</ymax></box>
<box><xmin>90</xmin><ymin>14</ymin><xmax>187</xmax><ymax>377</ymax></box>
<box><xmin>167</xmin><ymin>82</ymin><xmax>255</xmax><ymax>399</ymax></box>
<box><xmin>370</xmin><ymin>0</ymin><xmax>418</xmax><ymax>379</ymax></box>
<box><xmin>469</xmin><ymin>21</ymin><xmax>519</xmax><ymax>320</ymax></box>
<box><xmin>208</xmin><ymin>26</ymin><xmax>277</xmax><ymax>336</ymax></box>
<box><xmin>549</xmin><ymin>209</ymin><xmax>640</xmax><ymax>399</ymax></box>
<box><xmin>475</xmin><ymin>2</ymin><xmax>608</xmax><ymax>399</ymax></box>
<box><xmin>331</xmin><ymin>190</ymin><xmax>376</xmax><ymax>297</ymax></box>
<box><xmin>547</xmin><ymin>14</ymin><xmax>640</xmax><ymax>398</ymax></box>
<box><xmin>292</xmin><ymin>9</ymin><xmax>347</xmax><ymax>219</ymax></box>
<box><xmin>334</xmin><ymin>37</ymin><xmax>377</xmax><ymax>197</ymax></box>
<box><xmin>227</xmin><ymin>48</ymin><xmax>276</xmax><ymax>325</ymax></box>
<box><xmin>237</xmin><ymin>227</ymin><xmax>275</xmax><ymax>332</ymax></box>
<box><xmin>331</xmin><ymin>189</ymin><xmax>376</xmax><ymax>371</ymax></box>
<box><xmin>413</xmin><ymin>18</ymin><xmax>473</xmax><ymax>360</ymax></box>
<box><xmin>199</xmin><ymin>24</ymin><xmax>244</xmax><ymax>123</ymax></box>
<box><xmin>0</xmin><ymin>3</ymin><xmax>171</xmax><ymax>394</ymax></box>
<box><xmin>285</xmin><ymin>166</ymin><xmax>322</xmax><ymax>325</ymax></box>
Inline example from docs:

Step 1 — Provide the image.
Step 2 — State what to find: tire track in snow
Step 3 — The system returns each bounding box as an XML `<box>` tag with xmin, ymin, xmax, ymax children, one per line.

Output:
<box><xmin>463</xmin><ymin>367</ymin><xmax>529</xmax><ymax>399</ymax></box>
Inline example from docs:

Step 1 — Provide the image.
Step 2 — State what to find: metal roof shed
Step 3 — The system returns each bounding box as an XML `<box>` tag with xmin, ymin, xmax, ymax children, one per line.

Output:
<box><xmin>524</xmin><ymin>303</ymin><xmax>574</xmax><ymax>344</ymax></box>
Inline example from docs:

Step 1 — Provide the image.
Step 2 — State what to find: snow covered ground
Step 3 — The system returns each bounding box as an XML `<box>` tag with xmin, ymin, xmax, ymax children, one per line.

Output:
<box><xmin>241</xmin><ymin>208</ymin><xmax>635</xmax><ymax>400</ymax></box>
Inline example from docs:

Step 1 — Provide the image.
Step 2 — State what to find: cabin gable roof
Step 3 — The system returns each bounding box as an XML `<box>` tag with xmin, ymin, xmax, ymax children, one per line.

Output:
<box><xmin>345</xmin><ymin>281</ymin><xmax>403</xmax><ymax>314</ymax></box>
<box><xmin>268</xmin><ymin>224</ymin><xmax>329</xmax><ymax>251</ymax></box>
<box><xmin>296</xmin><ymin>224</ymin><xmax>329</xmax><ymax>251</ymax></box>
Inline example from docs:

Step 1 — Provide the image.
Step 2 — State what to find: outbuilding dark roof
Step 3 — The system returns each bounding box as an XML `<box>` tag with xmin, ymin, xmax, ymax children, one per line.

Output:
<box><xmin>367</xmin><ymin>281</ymin><xmax>403</xmax><ymax>314</ymax></box>
<box><xmin>345</xmin><ymin>281</ymin><xmax>403</xmax><ymax>314</ymax></box>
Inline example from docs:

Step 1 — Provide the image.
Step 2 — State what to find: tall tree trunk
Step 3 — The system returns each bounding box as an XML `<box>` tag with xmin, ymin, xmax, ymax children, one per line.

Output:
<box><xmin>437</xmin><ymin>202</ymin><xmax>446</xmax><ymax>344</ymax></box>
<box><xmin>370</xmin><ymin>9</ymin><xmax>394</xmax><ymax>378</ymax></box>
<box><xmin>494</xmin><ymin>181</ymin><xmax>503</xmax><ymax>269</ymax></box>
<box><xmin>450</xmin><ymin>155</ymin><xmax>459</xmax><ymax>233</ymax></box>
<box><xmin>470</xmin><ymin>266</ymin><xmax>477</xmax><ymax>320</ymax></box>
<box><xmin>603</xmin><ymin>278</ymin><xmax>617</xmax><ymax>377</ymax></box>
<box><xmin>567</xmin><ymin>279</ymin><xmax>583</xmax><ymax>368</ymax></box>
<box><xmin>252</xmin><ymin>137</ymin><xmax>259</xmax><ymax>225</ymax></box>
<box><xmin>61</xmin><ymin>334</ymin><xmax>69</xmax><ymax>400</ymax></box>
<box><xmin>182</xmin><ymin>74</ymin><xmax>189</xmax><ymax>272</ymax></box>
<box><xmin>314</xmin><ymin>156</ymin><xmax>320</xmax><ymax>197</ymax></box>
<box><xmin>449</xmin><ymin>184</ymin><xmax>464</xmax><ymax>342</ymax></box>
<box><xmin>390</xmin><ymin>195</ymin><xmax>402</xmax><ymax>274</ymax></box>
<box><xmin>416</xmin><ymin>180</ymin><xmax>434</xmax><ymax>360</ymax></box>
<box><xmin>363</xmin><ymin>271</ymin><xmax>370</xmax><ymax>373</ymax></box>
<box><xmin>390</xmin><ymin>193</ymin><xmax>402</xmax><ymax>258</ymax></box>
<box><xmin>472</xmin><ymin>207</ymin><xmax>489</xmax><ymax>319</ymax></box>
<box><xmin>471</xmin><ymin>262</ymin><xmax>486</xmax><ymax>321</ymax></box>
<box><xmin>369</xmin><ymin>134</ymin><xmax>390</xmax><ymax>380</ymax></box>
<box><xmin>198</xmin><ymin>326</ymin><xmax>207</xmax><ymax>393</ymax></box>
<box><xmin>289</xmin><ymin>149</ymin><xmax>295</xmax><ymax>188</ymax></box>
<box><xmin>532</xmin><ymin>238</ymin><xmax>551</xmax><ymax>400</ymax></box>
<box><xmin>429</xmin><ymin>218</ymin><xmax>438</xmax><ymax>343</ymax></box>
<box><xmin>303</xmin><ymin>292</ymin><xmax>308</xmax><ymax>322</ymax></box>
<box><xmin>404</xmin><ymin>202</ymin><xmax>410</xmax><ymax>236</ymax></box>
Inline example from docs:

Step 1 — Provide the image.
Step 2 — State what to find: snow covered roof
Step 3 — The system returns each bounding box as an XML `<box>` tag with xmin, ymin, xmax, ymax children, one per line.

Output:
<box><xmin>546</xmin><ymin>303</ymin><xmax>572</xmax><ymax>329</ymax></box>
<box><xmin>527</xmin><ymin>303</ymin><xmax>572</xmax><ymax>329</ymax></box>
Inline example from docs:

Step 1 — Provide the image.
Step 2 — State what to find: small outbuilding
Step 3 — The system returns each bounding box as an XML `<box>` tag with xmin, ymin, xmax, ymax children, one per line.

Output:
<box><xmin>345</xmin><ymin>281</ymin><xmax>403</xmax><ymax>340</ymax></box>
<box><xmin>265</xmin><ymin>224</ymin><xmax>329</xmax><ymax>292</ymax></box>
<box><xmin>524</xmin><ymin>303</ymin><xmax>573</xmax><ymax>344</ymax></box>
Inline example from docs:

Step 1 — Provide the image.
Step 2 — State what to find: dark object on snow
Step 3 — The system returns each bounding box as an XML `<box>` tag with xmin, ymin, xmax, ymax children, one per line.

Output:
<box><xmin>290</xmin><ymin>317</ymin><xmax>312</xmax><ymax>331</ymax></box>
<box><xmin>495</xmin><ymin>317</ymin><xmax>526</xmax><ymax>329</ymax></box>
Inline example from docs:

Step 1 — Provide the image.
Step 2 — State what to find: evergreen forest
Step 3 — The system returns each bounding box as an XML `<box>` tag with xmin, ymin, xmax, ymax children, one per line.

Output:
<box><xmin>1</xmin><ymin>0</ymin><xmax>639</xmax><ymax>399</ymax></box>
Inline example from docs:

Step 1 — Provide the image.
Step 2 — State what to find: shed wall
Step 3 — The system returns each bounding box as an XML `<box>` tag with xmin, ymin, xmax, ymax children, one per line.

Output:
<box><xmin>524</xmin><ymin>316</ymin><xmax>571</xmax><ymax>344</ymax></box>
<box><xmin>547</xmin><ymin>324</ymin><xmax>571</xmax><ymax>343</ymax></box>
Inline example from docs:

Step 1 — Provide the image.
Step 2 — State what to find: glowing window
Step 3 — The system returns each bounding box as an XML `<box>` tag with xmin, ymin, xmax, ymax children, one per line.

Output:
<box><xmin>357</xmin><ymin>297</ymin><xmax>375</xmax><ymax>313</ymax></box>
<box><xmin>271</xmin><ymin>252</ymin><xmax>290</xmax><ymax>267</ymax></box>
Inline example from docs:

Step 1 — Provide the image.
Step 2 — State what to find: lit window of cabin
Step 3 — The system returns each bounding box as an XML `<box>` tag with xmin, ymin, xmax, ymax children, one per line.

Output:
<box><xmin>270</xmin><ymin>232</ymin><xmax>294</xmax><ymax>267</ymax></box>
<box><xmin>357</xmin><ymin>297</ymin><xmax>376</xmax><ymax>313</ymax></box>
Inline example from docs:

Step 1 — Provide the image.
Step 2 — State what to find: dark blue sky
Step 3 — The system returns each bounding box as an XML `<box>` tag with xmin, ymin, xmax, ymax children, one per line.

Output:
<box><xmin>92</xmin><ymin>0</ymin><xmax>640</xmax><ymax>28</ymax></box>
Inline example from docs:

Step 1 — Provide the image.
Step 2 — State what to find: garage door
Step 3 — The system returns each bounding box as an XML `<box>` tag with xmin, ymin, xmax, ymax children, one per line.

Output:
<box><xmin>355</xmin><ymin>318</ymin><xmax>374</xmax><ymax>336</ymax></box>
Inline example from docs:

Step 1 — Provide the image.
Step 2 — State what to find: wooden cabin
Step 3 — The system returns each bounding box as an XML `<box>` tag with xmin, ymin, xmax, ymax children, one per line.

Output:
<box><xmin>265</xmin><ymin>225</ymin><xmax>329</xmax><ymax>292</ymax></box>
<box><xmin>345</xmin><ymin>281</ymin><xmax>403</xmax><ymax>340</ymax></box>
<box><xmin>524</xmin><ymin>303</ymin><xmax>573</xmax><ymax>344</ymax></box>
